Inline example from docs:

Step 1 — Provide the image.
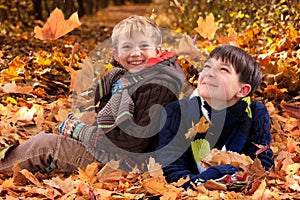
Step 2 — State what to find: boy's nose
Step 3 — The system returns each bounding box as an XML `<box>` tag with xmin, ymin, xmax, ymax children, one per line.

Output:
<box><xmin>202</xmin><ymin>68</ymin><xmax>216</xmax><ymax>77</ymax></box>
<box><xmin>130</xmin><ymin>48</ymin><xmax>142</xmax><ymax>56</ymax></box>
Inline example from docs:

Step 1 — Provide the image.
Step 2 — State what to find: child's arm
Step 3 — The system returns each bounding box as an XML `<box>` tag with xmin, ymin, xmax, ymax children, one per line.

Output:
<box><xmin>156</xmin><ymin>98</ymin><xmax>199</xmax><ymax>183</ymax></box>
<box><xmin>243</xmin><ymin>102</ymin><xmax>274</xmax><ymax>170</ymax></box>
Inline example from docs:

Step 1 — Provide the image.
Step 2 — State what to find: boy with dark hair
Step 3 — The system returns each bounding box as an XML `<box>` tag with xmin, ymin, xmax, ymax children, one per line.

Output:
<box><xmin>157</xmin><ymin>44</ymin><xmax>274</xmax><ymax>188</ymax></box>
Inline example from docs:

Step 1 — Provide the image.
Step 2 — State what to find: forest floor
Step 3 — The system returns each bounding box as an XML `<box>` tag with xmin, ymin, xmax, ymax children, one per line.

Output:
<box><xmin>0</xmin><ymin>1</ymin><xmax>299</xmax><ymax>199</ymax></box>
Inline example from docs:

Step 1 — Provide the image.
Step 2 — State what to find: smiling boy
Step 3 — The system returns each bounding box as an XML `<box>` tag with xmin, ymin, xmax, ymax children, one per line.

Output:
<box><xmin>157</xmin><ymin>44</ymin><xmax>274</xmax><ymax>188</ymax></box>
<box><xmin>0</xmin><ymin>16</ymin><xmax>185</xmax><ymax>173</ymax></box>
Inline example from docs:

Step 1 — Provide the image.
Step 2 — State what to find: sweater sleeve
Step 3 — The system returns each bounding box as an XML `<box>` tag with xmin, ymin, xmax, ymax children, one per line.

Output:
<box><xmin>156</xmin><ymin>99</ymin><xmax>199</xmax><ymax>183</ymax></box>
<box><xmin>242</xmin><ymin>102</ymin><xmax>274</xmax><ymax>170</ymax></box>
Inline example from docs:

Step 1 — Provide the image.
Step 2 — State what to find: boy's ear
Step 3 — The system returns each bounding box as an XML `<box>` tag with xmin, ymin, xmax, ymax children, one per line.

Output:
<box><xmin>236</xmin><ymin>84</ymin><xmax>251</xmax><ymax>98</ymax></box>
<box><xmin>113</xmin><ymin>50</ymin><xmax>119</xmax><ymax>62</ymax></box>
<box><xmin>156</xmin><ymin>45</ymin><xmax>162</xmax><ymax>56</ymax></box>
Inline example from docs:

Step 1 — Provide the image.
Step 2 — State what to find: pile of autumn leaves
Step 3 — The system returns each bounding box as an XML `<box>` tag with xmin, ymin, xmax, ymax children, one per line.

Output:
<box><xmin>0</xmin><ymin>6</ymin><xmax>300</xmax><ymax>200</ymax></box>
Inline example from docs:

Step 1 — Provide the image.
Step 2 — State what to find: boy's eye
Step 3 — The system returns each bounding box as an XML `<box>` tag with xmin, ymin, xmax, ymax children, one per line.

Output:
<box><xmin>220</xmin><ymin>67</ymin><xmax>229</xmax><ymax>72</ymax></box>
<box><xmin>140</xmin><ymin>44</ymin><xmax>150</xmax><ymax>49</ymax></box>
<box><xmin>122</xmin><ymin>45</ymin><xmax>131</xmax><ymax>49</ymax></box>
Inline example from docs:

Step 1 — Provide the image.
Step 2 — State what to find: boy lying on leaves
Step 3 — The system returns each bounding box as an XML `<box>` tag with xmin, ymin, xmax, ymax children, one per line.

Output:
<box><xmin>156</xmin><ymin>44</ymin><xmax>274</xmax><ymax>189</ymax></box>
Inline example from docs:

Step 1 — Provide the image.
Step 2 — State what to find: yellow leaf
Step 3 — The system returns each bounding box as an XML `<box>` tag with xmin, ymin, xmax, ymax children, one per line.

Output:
<box><xmin>194</xmin><ymin>13</ymin><xmax>218</xmax><ymax>40</ymax></box>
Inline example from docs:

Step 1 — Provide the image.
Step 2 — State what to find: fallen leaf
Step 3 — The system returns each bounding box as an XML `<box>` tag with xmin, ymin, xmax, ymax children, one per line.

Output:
<box><xmin>34</xmin><ymin>8</ymin><xmax>81</xmax><ymax>40</ymax></box>
<box><xmin>147</xmin><ymin>157</ymin><xmax>163</xmax><ymax>178</ymax></box>
<box><xmin>2</xmin><ymin>82</ymin><xmax>33</xmax><ymax>94</ymax></box>
<box><xmin>78</xmin><ymin>162</ymin><xmax>100</xmax><ymax>184</ymax></box>
<box><xmin>201</xmin><ymin>148</ymin><xmax>253</xmax><ymax>169</ymax></box>
<box><xmin>194</xmin><ymin>13</ymin><xmax>218</xmax><ymax>40</ymax></box>
<box><xmin>204</xmin><ymin>179</ymin><xmax>226</xmax><ymax>190</ymax></box>
<box><xmin>43</xmin><ymin>177</ymin><xmax>77</xmax><ymax>194</ymax></box>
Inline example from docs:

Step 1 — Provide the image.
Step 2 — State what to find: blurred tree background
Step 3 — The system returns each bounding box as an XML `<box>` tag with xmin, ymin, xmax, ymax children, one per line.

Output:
<box><xmin>0</xmin><ymin>0</ymin><xmax>152</xmax><ymax>24</ymax></box>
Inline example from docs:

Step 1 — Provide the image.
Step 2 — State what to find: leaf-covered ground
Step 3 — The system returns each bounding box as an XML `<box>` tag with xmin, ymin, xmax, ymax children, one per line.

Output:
<box><xmin>0</xmin><ymin>1</ymin><xmax>299</xmax><ymax>199</ymax></box>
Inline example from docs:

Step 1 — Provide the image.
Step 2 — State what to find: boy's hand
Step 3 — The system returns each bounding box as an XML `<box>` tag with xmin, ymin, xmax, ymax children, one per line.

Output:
<box><xmin>57</xmin><ymin>113</ymin><xmax>81</xmax><ymax>139</ymax></box>
<box><xmin>181</xmin><ymin>164</ymin><xmax>242</xmax><ymax>188</ymax></box>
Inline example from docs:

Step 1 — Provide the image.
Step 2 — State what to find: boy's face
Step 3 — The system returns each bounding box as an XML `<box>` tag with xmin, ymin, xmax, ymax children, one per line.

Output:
<box><xmin>197</xmin><ymin>58</ymin><xmax>251</xmax><ymax>109</ymax></box>
<box><xmin>113</xmin><ymin>32</ymin><xmax>160</xmax><ymax>73</ymax></box>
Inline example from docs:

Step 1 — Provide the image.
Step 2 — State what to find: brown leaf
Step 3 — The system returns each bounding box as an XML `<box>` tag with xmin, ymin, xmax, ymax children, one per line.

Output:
<box><xmin>43</xmin><ymin>177</ymin><xmax>77</xmax><ymax>194</ymax></box>
<box><xmin>204</xmin><ymin>179</ymin><xmax>226</xmax><ymax>190</ymax></box>
<box><xmin>201</xmin><ymin>148</ymin><xmax>253</xmax><ymax>169</ymax></box>
<box><xmin>248</xmin><ymin>158</ymin><xmax>267</xmax><ymax>180</ymax></box>
<box><xmin>78</xmin><ymin>162</ymin><xmax>100</xmax><ymax>184</ymax></box>
<box><xmin>281</xmin><ymin>102</ymin><xmax>300</xmax><ymax>119</ymax></box>
<box><xmin>177</xmin><ymin>34</ymin><xmax>200</xmax><ymax>57</ymax></box>
<box><xmin>34</xmin><ymin>8</ymin><xmax>81</xmax><ymax>40</ymax></box>
<box><xmin>147</xmin><ymin>157</ymin><xmax>163</xmax><ymax>178</ymax></box>
<box><xmin>194</xmin><ymin>13</ymin><xmax>218</xmax><ymax>40</ymax></box>
<box><xmin>69</xmin><ymin>57</ymin><xmax>95</xmax><ymax>93</ymax></box>
<box><xmin>19</xmin><ymin>169</ymin><xmax>43</xmax><ymax>187</ymax></box>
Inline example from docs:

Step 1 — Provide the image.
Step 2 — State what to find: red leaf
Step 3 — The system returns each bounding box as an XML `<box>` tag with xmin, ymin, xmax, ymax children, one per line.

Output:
<box><xmin>34</xmin><ymin>8</ymin><xmax>81</xmax><ymax>40</ymax></box>
<box><xmin>252</xmin><ymin>142</ymin><xmax>269</xmax><ymax>155</ymax></box>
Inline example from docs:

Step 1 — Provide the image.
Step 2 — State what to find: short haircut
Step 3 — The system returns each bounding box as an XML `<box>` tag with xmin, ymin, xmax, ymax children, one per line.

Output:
<box><xmin>208</xmin><ymin>44</ymin><xmax>262</xmax><ymax>96</ymax></box>
<box><xmin>111</xmin><ymin>15</ymin><xmax>162</xmax><ymax>49</ymax></box>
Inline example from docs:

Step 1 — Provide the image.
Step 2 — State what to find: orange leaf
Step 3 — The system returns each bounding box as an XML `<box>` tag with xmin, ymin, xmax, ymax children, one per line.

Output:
<box><xmin>194</xmin><ymin>13</ymin><xmax>218</xmax><ymax>40</ymax></box>
<box><xmin>217</xmin><ymin>28</ymin><xmax>239</xmax><ymax>46</ymax></box>
<box><xmin>34</xmin><ymin>8</ymin><xmax>81</xmax><ymax>40</ymax></box>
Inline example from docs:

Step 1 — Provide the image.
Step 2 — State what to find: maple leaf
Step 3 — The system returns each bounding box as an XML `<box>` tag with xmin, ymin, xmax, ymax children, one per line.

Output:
<box><xmin>177</xmin><ymin>34</ymin><xmax>200</xmax><ymax>57</ymax></box>
<box><xmin>217</xmin><ymin>28</ymin><xmax>239</xmax><ymax>46</ymax></box>
<box><xmin>34</xmin><ymin>8</ymin><xmax>81</xmax><ymax>40</ymax></box>
<box><xmin>194</xmin><ymin>13</ymin><xmax>218</xmax><ymax>40</ymax></box>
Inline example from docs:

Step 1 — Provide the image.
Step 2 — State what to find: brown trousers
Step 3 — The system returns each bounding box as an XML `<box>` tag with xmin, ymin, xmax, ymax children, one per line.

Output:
<box><xmin>0</xmin><ymin>132</ymin><xmax>96</xmax><ymax>173</ymax></box>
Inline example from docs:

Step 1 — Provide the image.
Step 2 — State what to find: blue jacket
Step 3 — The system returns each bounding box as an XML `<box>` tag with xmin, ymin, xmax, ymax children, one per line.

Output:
<box><xmin>157</xmin><ymin>96</ymin><xmax>274</xmax><ymax>183</ymax></box>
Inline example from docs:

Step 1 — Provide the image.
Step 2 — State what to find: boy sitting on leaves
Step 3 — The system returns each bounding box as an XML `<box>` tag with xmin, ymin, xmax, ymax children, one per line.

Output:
<box><xmin>156</xmin><ymin>44</ymin><xmax>274</xmax><ymax>188</ymax></box>
<box><xmin>0</xmin><ymin>16</ymin><xmax>185</xmax><ymax>173</ymax></box>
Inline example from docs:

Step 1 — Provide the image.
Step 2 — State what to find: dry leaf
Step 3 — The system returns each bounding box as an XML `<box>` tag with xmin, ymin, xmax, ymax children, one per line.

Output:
<box><xmin>2</xmin><ymin>82</ymin><xmax>33</xmax><ymax>94</ymax></box>
<box><xmin>204</xmin><ymin>179</ymin><xmax>227</xmax><ymax>190</ymax></box>
<box><xmin>248</xmin><ymin>158</ymin><xmax>267</xmax><ymax>180</ymax></box>
<box><xmin>34</xmin><ymin>8</ymin><xmax>81</xmax><ymax>40</ymax></box>
<box><xmin>142</xmin><ymin>177</ymin><xmax>168</xmax><ymax>195</ymax></box>
<box><xmin>185</xmin><ymin>116</ymin><xmax>210</xmax><ymax>139</ymax></box>
<box><xmin>177</xmin><ymin>34</ymin><xmax>200</xmax><ymax>57</ymax></box>
<box><xmin>43</xmin><ymin>177</ymin><xmax>77</xmax><ymax>194</ymax></box>
<box><xmin>201</xmin><ymin>148</ymin><xmax>253</xmax><ymax>169</ymax></box>
<box><xmin>78</xmin><ymin>162</ymin><xmax>100</xmax><ymax>184</ymax></box>
<box><xmin>70</xmin><ymin>57</ymin><xmax>95</xmax><ymax>93</ymax></box>
<box><xmin>217</xmin><ymin>28</ymin><xmax>239</xmax><ymax>46</ymax></box>
<box><xmin>194</xmin><ymin>13</ymin><xmax>218</xmax><ymax>40</ymax></box>
<box><xmin>147</xmin><ymin>157</ymin><xmax>163</xmax><ymax>178</ymax></box>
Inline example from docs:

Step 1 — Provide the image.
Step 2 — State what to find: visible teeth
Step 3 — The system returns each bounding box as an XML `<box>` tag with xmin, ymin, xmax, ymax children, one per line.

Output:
<box><xmin>130</xmin><ymin>61</ymin><xmax>143</xmax><ymax>65</ymax></box>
